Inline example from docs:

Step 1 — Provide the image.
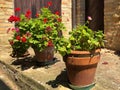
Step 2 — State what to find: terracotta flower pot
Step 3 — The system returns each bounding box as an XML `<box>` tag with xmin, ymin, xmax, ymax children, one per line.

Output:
<box><xmin>34</xmin><ymin>46</ymin><xmax>54</xmax><ymax>65</ymax></box>
<box><xmin>64</xmin><ymin>49</ymin><xmax>100</xmax><ymax>87</ymax></box>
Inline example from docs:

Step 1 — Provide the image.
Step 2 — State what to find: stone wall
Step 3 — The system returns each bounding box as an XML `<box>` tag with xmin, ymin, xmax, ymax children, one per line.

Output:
<box><xmin>104</xmin><ymin>0</ymin><xmax>120</xmax><ymax>50</ymax></box>
<box><xmin>0</xmin><ymin>0</ymin><xmax>14</xmax><ymax>47</ymax></box>
<box><xmin>61</xmin><ymin>0</ymin><xmax>72</xmax><ymax>38</ymax></box>
<box><xmin>0</xmin><ymin>0</ymin><xmax>120</xmax><ymax>50</ymax></box>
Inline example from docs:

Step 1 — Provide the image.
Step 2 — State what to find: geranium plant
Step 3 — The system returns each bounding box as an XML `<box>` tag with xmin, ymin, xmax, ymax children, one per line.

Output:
<box><xmin>7</xmin><ymin>1</ymin><xmax>70</xmax><ymax>57</ymax></box>
<box><xmin>28</xmin><ymin>7</ymin><xmax>67</xmax><ymax>52</ymax></box>
<box><xmin>7</xmin><ymin>8</ymin><xmax>31</xmax><ymax>57</ymax></box>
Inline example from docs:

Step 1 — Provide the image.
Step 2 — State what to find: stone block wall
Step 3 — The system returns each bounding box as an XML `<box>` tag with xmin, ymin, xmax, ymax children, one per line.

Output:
<box><xmin>0</xmin><ymin>0</ymin><xmax>14</xmax><ymax>47</ymax></box>
<box><xmin>61</xmin><ymin>0</ymin><xmax>72</xmax><ymax>38</ymax></box>
<box><xmin>0</xmin><ymin>0</ymin><xmax>120</xmax><ymax>51</ymax></box>
<box><xmin>104</xmin><ymin>0</ymin><xmax>120</xmax><ymax>50</ymax></box>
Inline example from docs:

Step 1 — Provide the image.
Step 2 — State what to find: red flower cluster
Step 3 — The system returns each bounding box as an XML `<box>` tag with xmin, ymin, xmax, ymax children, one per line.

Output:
<box><xmin>25</xmin><ymin>10</ymin><xmax>31</xmax><ymax>19</ymax></box>
<box><xmin>43</xmin><ymin>18</ymin><xmax>47</xmax><ymax>23</ymax></box>
<box><xmin>8</xmin><ymin>15</ymin><xmax>20</xmax><ymax>23</ymax></box>
<box><xmin>55</xmin><ymin>11</ymin><xmax>60</xmax><ymax>16</ymax></box>
<box><xmin>15</xmin><ymin>7</ymin><xmax>20</xmax><ymax>12</ymax></box>
<box><xmin>21</xmin><ymin>37</ymin><xmax>27</xmax><ymax>43</ymax></box>
<box><xmin>47</xmin><ymin>1</ymin><xmax>52</xmax><ymax>7</ymax></box>
<box><xmin>46</xmin><ymin>26</ymin><xmax>52</xmax><ymax>32</ymax></box>
<box><xmin>16</xmin><ymin>35</ymin><xmax>21</xmax><ymax>41</ymax></box>
<box><xmin>16</xmin><ymin>35</ymin><xmax>27</xmax><ymax>43</ymax></box>
<box><xmin>57</xmin><ymin>18</ymin><xmax>62</xmax><ymax>22</ymax></box>
<box><xmin>47</xmin><ymin>40</ymin><xmax>53</xmax><ymax>47</ymax></box>
<box><xmin>26</xmin><ymin>31</ymin><xmax>31</xmax><ymax>37</ymax></box>
<box><xmin>35</xmin><ymin>13</ymin><xmax>39</xmax><ymax>18</ymax></box>
<box><xmin>9</xmin><ymin>40</ymin><xmax>14</xmax><ymax>45</ymax></box>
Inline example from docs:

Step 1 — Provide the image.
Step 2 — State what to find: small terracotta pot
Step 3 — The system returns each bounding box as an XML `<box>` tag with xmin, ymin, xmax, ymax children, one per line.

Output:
<box><xmin>64</xmin><ymin>49</ymin><xmax>100</xmax><ymax>86</ymax></box>
<box><xmin>34</xmin><ymin>46</ymin><xmax>54</xmax><ymax>63</ymax></box>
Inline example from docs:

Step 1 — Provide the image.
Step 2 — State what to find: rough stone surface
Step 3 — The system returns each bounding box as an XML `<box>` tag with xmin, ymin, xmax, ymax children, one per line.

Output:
<box><xmin>0</xmin><ymin>64</ymin><xmax>20</xmax><ymax>90</ymax></box>
<box><xmin>104</xmin><ymin>0</ymin><xmax>120</xmax><ymax>50</ymax></box>
<box><xmin>0</xmin><ymin>45</ymin><xmax>120</xmax><ymax>90</ymax></box>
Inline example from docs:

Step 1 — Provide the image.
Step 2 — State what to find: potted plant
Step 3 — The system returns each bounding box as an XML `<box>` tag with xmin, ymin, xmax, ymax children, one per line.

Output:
<box><xmin>27</xmin><ymin>7</ymin><xmax>66</xmax><ymax>65</ymax></box>
<box><xmin>7</xmin><ymin>8</ymin><xmax>31</xmax><ymax>57</ymax></box>
<box><xmin>7</xmin><ymin>1</ymin><xmax>67</xmax><ymax>65</ymax></box>
<box><xmin>57</xmin><ymin>17</ymin><xmax>104</xmax><ymax>90</ymax></box>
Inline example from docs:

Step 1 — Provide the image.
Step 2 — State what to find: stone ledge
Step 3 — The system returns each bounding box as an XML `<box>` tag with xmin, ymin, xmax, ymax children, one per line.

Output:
<box><xmin>0</xmin><ymin>60</ymin><xmax>46</xmax><ymax>90</ymax></box>
<box><xmin>0</xmin><ymin>48</ymin><xmax>71</xmax><ymax>90</ymax></box>
<box><xmin>0</xmin><ymin>48</ymin><xmax>120</xmax><ymax>90</ymax></box>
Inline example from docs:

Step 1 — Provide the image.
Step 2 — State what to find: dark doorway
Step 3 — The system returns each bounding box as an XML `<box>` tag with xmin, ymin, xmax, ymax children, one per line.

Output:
<box><xmin>85</xmin><ymin>0</ymin><xmax>104</xmax><ymax>31</ymax></box>
<box><xmin>14</xmin><ymin>0</ymin><xmax>61</xmax><ymax>17</ymax></box>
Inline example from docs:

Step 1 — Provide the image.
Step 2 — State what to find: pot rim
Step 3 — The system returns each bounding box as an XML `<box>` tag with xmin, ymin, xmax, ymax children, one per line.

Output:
<box><xmin>70</xmin><ymin>49</ymin><xmax>101</xmax><ymax>55</ymax></box>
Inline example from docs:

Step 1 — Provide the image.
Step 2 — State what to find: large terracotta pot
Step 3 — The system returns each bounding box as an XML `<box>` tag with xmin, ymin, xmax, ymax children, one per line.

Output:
<box><xmin>34</xmin><ymin>46</ymin><xmax>54</xmax><ymax>63</ymax></box>
<box><xmin>64</xmin><ymin>49</ymin><xmax>100</xmax><ymax>87</ymax></box>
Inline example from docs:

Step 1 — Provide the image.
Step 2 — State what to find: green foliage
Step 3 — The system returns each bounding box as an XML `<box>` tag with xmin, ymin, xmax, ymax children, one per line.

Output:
<box><xmin>28</xmin><ymin>8</ymin><xmax>67</xmax><ymax>52</ymax></box>
<box><xmin>69</xmin><ymin>23</ymin><xmax>104</xmax><ymax>51</ymax></box>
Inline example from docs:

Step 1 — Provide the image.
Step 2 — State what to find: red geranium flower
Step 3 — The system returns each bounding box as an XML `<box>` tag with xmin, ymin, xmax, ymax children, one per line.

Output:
<box><xmin>9</xmin><ymin>40</ymin><xmax>14</xmax><ymax>45</ymax></box>
<box><xmin>8</xmin><ymin>15</ymin><xmax>20</xmax><ymax>23</ymax></box>
<box><xmin>21</xmin><ymin>37</ymin><xmax>27</xmax><ymax>43</ymax></box>
<box><xmin>43</xmin><ymin>18</ymin><xmax>47</xmax><ymax>23</ymax></box>
<box><xmin>47</xmin><ymin>1</ymin><xmax>52</xmax><ymax>7</ymax></box>
<box><xmin>25</xmin><ymin>10</ymin><xmax>31</xmax><ymax>19</ymax></box>
<box><xmin>55</xmin><ymin>11</ymin><xmax>60</xmax><ymax>16</ymax></box>
<box><xmin>46</xmin><ymin>26</ymin><xmax>52</xmax><ymax>32</ymax></box>
<box><xmin>26</xmin><ymin>31</ymin><xmax>31</xmax><ymax>37</ymax></box>
<box><xmin>47</xmin><ymin>40</ymin><xmax>53</xmax><ymax>47</ymax></box>
<box><xmin>14</xmin><ymin>16</ymin><xmax>20</xmax><ymax>22</ymax></box>
<box><xmin>15</xmin><ymin>7</ymin><xmax>20</xmax><ymax>12</ymax></box>
<box><xmin>16</xmin><ymin>35</ymin><xmax>21</xmax><ymax>41</ymax></box>
<box><xmin>57</xmin><ymin>18</ymin><xmax>62</xmax><ymax>22</ymax></box>
<box><xmin>26</xmin><ymin>9</ymin><xmax>31</xmax><ymax>15</ymax></box>
<box><xmin>35</xmin><ymin>13</ymin><xmax>39</xmax><ymax>18</ymax></box>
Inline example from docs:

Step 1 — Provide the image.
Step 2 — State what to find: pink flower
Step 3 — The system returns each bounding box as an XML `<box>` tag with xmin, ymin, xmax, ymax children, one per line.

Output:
<box><xmin>15</xmin><ymin>28</ymin><xmax>19</xmax><ymax>32</ymax></box>
<box><xmin>88</xmin><ymin>16</ymin><xmax>92</xmax><ymax>21</ymax></box>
